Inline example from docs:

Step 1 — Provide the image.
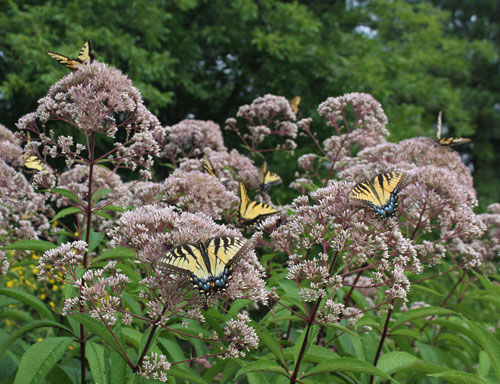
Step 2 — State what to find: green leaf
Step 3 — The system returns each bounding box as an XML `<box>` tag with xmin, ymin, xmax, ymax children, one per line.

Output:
<box><xmin>467</xmin><ymin>320</ymin><xmax>500</xmax><ymax>381</ymax></box>
<box><xmin>251</xmin><ymin>321</ymin><xmax>286</xmax><ymax>367</ymax></box>
<box><xmin>0</xmin><ymin>288</ymin><xmax>55</xmax><ymax>321</ymax></box>
<box><xmin>13</xmin><ymin>337</ymin><xmax>72</xmax><ymax>384</ymax></box>
<box><xmin>235</xmin><ymin>360</ymin><xmax>289</xmax><ymax>379</ymax></box>
<box><xmin>93</xmin><ymin>210</ymin><xmax>113</xmax><ymax>220</ymax></box>
<box><xmin>105</xmin><ymin>343</ymin><xmax>128</xmax><ymax>384</ymax></box>
<box><xmin>71</xmin><ymin>313</ymin><xmax>126</xmax><ymax>360</ymax></box>
<box><xmin>0</xmin><ymin>320</ymin><xmax>73</xmax><ymax>361</ymax></box>
<box><xmin>428</xmin><ymin>371</ymin><xmax>489</xmax><ymax>384</ymax></box>
<box><xmin>304</xmin><ymin>357</ymin><xmax>400</xmax><ymax>383</ymax></box>
<box><xmin>168</xmin><ymin>366</ymin><xmax>209</xmax><ymax>384</ymax></box>
<box><xmin>86</xmin><ymin>342</ymin><xmax>107</xmax><ymax>384</ymax></box>
<box><xmin>91</xmin><ymin>188</ymin><xmax>113</xmax><ymax>204</ymax></box>
<box><xmin>373</xmin><ymin>351</ymin><xmax>420</xmax><ymax>383</ymax></box>
<box><xmin>410</xmin><ymin>284</ymin><xmax>444</xmax><ymax>297</ymax></box>
<box><xmin>100</xmin><ymin>205</ymin><xmax>128</xmax><ymax>213</ymax></box>
<box><xmin>477</xmin><ymin>350</ymin><xmax>491</xmax><ymax>378</ymax></box>
<box><xmin>1</xmin><ymin>240</ymin><xmax>57</xmax><ymax>252</ymax></box>
<box><xmin>50</xmin><ymin>188</ymin><xmax>82</xmax><ymax>204</ymax></box>
<box><xmin>91</xmin><ymin>247</ymin><xmax>136</xmax><ymax>264</ymax></box>
<box><xmin>51</xmin><ymin>207</ymin><xmax>82</xmax><ymax>222</ymax></box>
<box><xmin>391</xmin><ymin>307</ymin><xmax>457</xmax><ymax>331</ymax></box>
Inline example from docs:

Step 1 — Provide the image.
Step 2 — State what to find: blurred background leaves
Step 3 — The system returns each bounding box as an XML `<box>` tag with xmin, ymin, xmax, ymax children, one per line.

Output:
<box><xmin>0</xmin><ymin>0</ymin><xmax>498</xmax><ymax>206</ymax></box>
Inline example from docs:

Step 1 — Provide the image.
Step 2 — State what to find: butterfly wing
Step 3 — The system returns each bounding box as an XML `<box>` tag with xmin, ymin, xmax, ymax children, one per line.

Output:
<box><xmin>350</xmin><ymin>172</ymin><xmax>408</xmax><ymax>219</ymax></box>
<box><xmin>157</xmin><ymin>242</ymin><xmax>205</xmax><ymax>277</ymax></box>
<box><xmin>202</xmin><ymin>155</ymin><xmax>217</xmax><ymax>178</ymax></box>
<box><xmin>290</xmin><ymin>96</ymin><xmax>301</xmax><ymax>115</ymax></box>
<box><xmin>435</xmin><ymin>112</ymin><xmax>471</xmax><ymax>146</ymax></box>
<box><xmin>259</xmin><ymin>162</ymin><xmax>282</xmax><ymax>191</ymax></box>
<box><xmin>438</xmin><ymin>137</ymin><xmax>471</xmax><ymax>146</ymax></box>
<box><xmin>202</xmin><ymin>236</ymin><xmax>251</xmax><ymax>293</ymax></box>
<box><xmin>239</xmin><ymin>182</ymin><xmax>278</xmax><ymax>226</ymax></box>
<box><xmin>24</xmin><ymin>155</ymin><xmax>46</xmax><ymax>172</ymax></box>
<box><xmin>77</xmin><ymin>39</ymin><xmax>94</xmax><ymax>63</ymax></box>
<box><xmin>47</xmin><ymin>50</ymin><xmax>81</xmax><ymax>70</ymax></box>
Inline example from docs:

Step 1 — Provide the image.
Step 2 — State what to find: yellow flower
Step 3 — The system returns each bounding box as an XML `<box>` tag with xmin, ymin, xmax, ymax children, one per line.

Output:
<box><xmin>6</xmin><ymin>281</ymin><xmax>14</xmax><ymax>288</ymax></box>
<box><xmin>33</xmin><ymin>268</ymin><xmax>39</xmax><ymax>274</ymax></box>
<box><xmin>68</xmin><ymin>345</ymin><xmax>74</xmax><ymax>351</ymax></box>
<box><xmin>49</xmin><ymin>301</ymin><xmax>55</xmax><ymax>308</ymax></box>
<box><xmin>37</xmin><ymin>338</ymin><xmax>43</xmax><ymax>342</ymax></box>
<box><xmin>52</xmin><ymin>285</ymin><xmax>59</xmax><ymax>291</ymax></box>
<box><xmin>40</xmin><ymin>293</ymin><xmax>47</xmax><ymax>300</ymax></box>
<box><xmin>74</xmin><ymin>231</ymin><xmax>79</xmax><ymax>237</ymax></box>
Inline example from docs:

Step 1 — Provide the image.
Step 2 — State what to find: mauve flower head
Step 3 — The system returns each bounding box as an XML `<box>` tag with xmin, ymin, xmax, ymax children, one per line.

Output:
<box><xmin>271</xmin><ymin>181</ymin><xmax>420</xmax><ymax>308</ymax></box>
<box><xmin>337</xmin><ymin>137</ymin><xmax>484</xmax><ymax>268</ymax></box>
<box><xmin>318</xmin><ymin>93</ymin><xmax>389</xmax><ymax>136</ymax></box>
<box><xmin>0</xmin><ymin>250</ymin><xmax>9</xmax><ymax>278</ymax></box>
<box><xmin>471</xmin><ymin>203</ymin><xmax>500</xmax><ymax>269</ymax></box>
<box><xmin>138</xmin><ymin>353</ymin><xmax>171</xmax><ymax>382</ymax></box>
<box><xmin>108</xmin><ymin>205</ymin><xmax>267</xmax><ymax>318</ymax></box>
<box><xmin>178</xmin><ymin>148</ymin><xmax>261</xmax><ymax>192</ymax></box>
<box><xmin>227</xmin><ymin>94</ymin><xmax>298</xmax><ymax>154</ymax></box>
<box><xmin>154</xmin><ymin>119</ymin><xmax>226</xmax><ymax>163</ymax></box>
<box><xmin>161</xmin><ymin>169</ymin><xmax>238</xmax><ymax>221</ymax></box>
<box><xmin>0</xmin><ymin>158</ymin><xmax>51</xmax><ymax>244</ymax></box>
<box><xmin>55</xmin><ymin>165</ymin><xmax>124</xmax><ymax>208</ymax></box>
<box><xmin>16</xmin><ymin>62</ymin><xmax>161</xmax><ymax>172</ymax></box>
<box><xmin>0</xmin><ymin>124</ymin><xmax>23</xmax><ymax>166</ymax></box>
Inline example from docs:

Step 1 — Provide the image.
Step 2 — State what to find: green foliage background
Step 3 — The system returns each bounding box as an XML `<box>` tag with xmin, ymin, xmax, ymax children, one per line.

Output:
<box><xmin>0</xmin><ymin>0</ymin><xmax>498</xmax><ymax>206</ymax></box>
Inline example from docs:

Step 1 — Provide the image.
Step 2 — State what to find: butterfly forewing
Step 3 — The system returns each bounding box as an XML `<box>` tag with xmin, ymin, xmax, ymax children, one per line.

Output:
<box><xmin>77</xmin><ymin>40</ymin><xmax>93</xmax><ymax>62</ymax></box>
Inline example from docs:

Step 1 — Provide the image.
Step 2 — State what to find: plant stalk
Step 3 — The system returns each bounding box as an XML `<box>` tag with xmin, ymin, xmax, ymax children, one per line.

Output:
<box><xmin>369</xmin><ymin>299</ymin><xmax>395</xmax><ymax>384</ymax></box>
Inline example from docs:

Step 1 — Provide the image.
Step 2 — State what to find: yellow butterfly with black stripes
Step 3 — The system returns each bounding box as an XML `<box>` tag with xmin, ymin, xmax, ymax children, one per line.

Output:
<box><xmin>258</xmin><ymin>161</ymin><xmax>282</xmax><ymax>191</ymax></box>
<box><xmin>47</xmin><ymin>40</ymin><xmax>95</xmax><ymax>70</ymax></box>
<box><xmin>349</xmin><ymin>171</ymin><xmax>408</xmax><ymax>219</ymax></box>
<box><xmin>238</xmin><ymin>182</ymin><xmax>278</xmax><ymax>227</ymax></box>
<box><xmin>202</xmin><ymin>155</ymin><xmax>229</xmax><ymax>185</ymax></box>
<box><xmin>436</xmin><ymin>111</ymin><xmax>471</xmax><ymax>146</ymax></box>
<box><xmin>290</xmin><ymin>96</ymin><xmax>301</xmax><ymax>116</ymax></box>
<box><xmin>23</xmin><ymin>133</ymin><xmax>48</xmax><ymax>173</ymax></box>
<box><xmin>156</xmin><ymin>236</ymin><xmax>252</xmax><ymax>304</ymax></box>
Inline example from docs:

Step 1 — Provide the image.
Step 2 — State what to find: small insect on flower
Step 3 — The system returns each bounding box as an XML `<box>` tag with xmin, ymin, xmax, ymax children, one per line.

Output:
<box><xmin>290</xmin><ymin>96</ymin><xmax>301</xmax><ymax>115</ymax></box>
<box><xmin>349</xmin><ymin>171</ymin><xmax>409</xmax><ymax>219</ymax></box>
<box><xmin>156</xmin><ymin>236</ymin><xmax>253</xmax><ymax>306</ymax></box>
<box><xmin>47</xmin><ymin>39</ymin><xmax>95</xmax><ymax>70</ymax></box>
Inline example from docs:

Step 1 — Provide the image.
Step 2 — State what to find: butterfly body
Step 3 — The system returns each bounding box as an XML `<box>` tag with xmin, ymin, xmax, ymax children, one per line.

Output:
<box><xmin>47</xmin><ymin>40</ymin><xmax>94</xmax><ymax>70</ymax></box>
<box><xmin>238</xmin><ymin>182</ymin><xmax>278</xmax><ymax>227</ymax></box>
<box><xmin>349</xmin><ymin>171</ymin><xmax>408</xmax><ymax>219</ymax></box>
<box><xmin>258</xmin><ymin>162</ymin><xmax>282</xmax><ymax>191</ymax></box>
<box><xmin>157</xmin><ymin>236</ymin><xmax>251</xmax><ymax>299</ymax></box>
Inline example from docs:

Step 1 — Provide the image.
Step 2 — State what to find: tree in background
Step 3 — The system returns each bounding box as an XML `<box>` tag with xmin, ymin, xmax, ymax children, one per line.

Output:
<box><xmin>0</xmin><ymin>0</ymin><xmax>498</xmax><ymax>205</ymax></box>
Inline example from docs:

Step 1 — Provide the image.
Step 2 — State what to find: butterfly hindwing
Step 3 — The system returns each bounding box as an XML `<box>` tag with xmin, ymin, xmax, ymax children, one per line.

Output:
<box><xmin>238</xmin><ymin>182</ymin><xmax>278</xmax><ymax>227</ymax></box>
<box><xmin>349</xmin><ymin>171</ymin><xmax>408</xmax><ymax>219</ymax></box>
<box><xmin>157</xmin><ymin>236</ymin><xmax>251</xmax><ymax>299</ymax></box>
<box><xmin>258</xmin><ymin>162</ymin><xmax>282</xmax><ymax>191</ymax></box>
<box><xmin>47</xmin><ymin>39</ymin><xmax>94</xmax><ymax>70</ymax></box>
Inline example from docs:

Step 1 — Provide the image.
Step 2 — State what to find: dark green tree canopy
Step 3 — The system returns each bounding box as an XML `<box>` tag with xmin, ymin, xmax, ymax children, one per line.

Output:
<box><xmin>1</xmin><ymin>0</ymin><xmax>498</xmax><ymax>205</ymax></box>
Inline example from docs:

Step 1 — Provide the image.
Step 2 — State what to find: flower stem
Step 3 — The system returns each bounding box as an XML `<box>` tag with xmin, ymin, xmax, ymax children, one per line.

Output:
<box><xmin>369</xmin><ymin>299</ymin><xmax>395</xmax><ymax>384</ymax></box>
